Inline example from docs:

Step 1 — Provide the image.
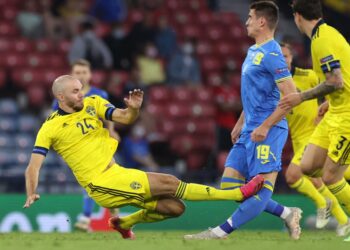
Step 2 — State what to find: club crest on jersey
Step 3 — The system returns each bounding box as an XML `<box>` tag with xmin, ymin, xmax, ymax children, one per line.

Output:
<box><xmin>86</xmin><ymin>106</ymin><xmax>96</xmax><ymax>116</ymax></box>
<box><xmin>130</xmin><ymin>181</ymin><xmax>142</xmax><ymax>190</ymax></box>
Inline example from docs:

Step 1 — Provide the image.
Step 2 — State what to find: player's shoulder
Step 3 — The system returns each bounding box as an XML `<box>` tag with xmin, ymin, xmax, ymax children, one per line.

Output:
<box><xmin>294</xmin><ymin>67</ymin><xmax>314</xmax><ymax>77</ymax></box>
<box><xmin>262</xmin><ymin>40</ymin><xmax>283</xmax><ymax>57</ymax></box>
<box><xmin>45</xmin><ymin>110</ymin><xmax>60</xmax><ymax>122</ymax></box>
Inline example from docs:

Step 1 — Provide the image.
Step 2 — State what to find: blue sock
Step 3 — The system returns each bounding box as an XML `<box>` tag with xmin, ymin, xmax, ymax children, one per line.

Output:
<box><xmin>219</xmin><ymin>181</ymin><xmax>274</xmax><ymax>234</ymax></box>
<box><xmin>83</xmin><ymin>191</ymin><xmax>95</xmax><ymax>217</ymax></box>
<box><xmin>264</xmin><ymin>199</ymin><xmax>285</xmax><ymax>217</ymax></box>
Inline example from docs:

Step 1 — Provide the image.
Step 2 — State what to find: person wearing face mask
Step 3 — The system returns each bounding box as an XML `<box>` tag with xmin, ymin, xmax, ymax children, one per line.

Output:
<box><xmin>120</xmin><ymin>123</ymin><xmax>159</xmax><ymax>172</ymax></box>
<box><xmin>137</xmin><ymin>43</ymin><xmax>165</xmax><ymax>85</ymax></box>
<box><xmin>167</xmin><ymin>39</ymin><xmax>201</xmax><ymax>86</ymax></box>
<box><xmin>104</xmin><ymin>22</ymin><xmax>131</xmax><ymax>70</ymax></box>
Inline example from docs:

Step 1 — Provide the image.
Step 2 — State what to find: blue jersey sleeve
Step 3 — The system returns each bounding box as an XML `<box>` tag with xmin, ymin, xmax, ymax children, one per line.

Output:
<box><xmin>263</xmin><ymin>52</ymin><xmax>292</xmax><ymax>84</ymax></box>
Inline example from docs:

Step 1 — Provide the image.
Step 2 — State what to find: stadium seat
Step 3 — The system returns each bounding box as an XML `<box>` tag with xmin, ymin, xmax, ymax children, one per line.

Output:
<box><xmin>191</xmin><ymin>103</ymin><xmax>216</xmax><ymax>117</ymax></box>
<box><xmin>0</xmin><ymin>70</ymin><xmax>5</xmax><ymax>88</ymax></box>
<box><xmin>201</xmin><ymin>56</ymin><xmax>223</xmax><ymax>72</ymax></box>
<box><xmin>168</xmin><ymin>103</ymin><xmax>192</xmax><ymax>118</ymax></box>
<box><xmin>173</xmin><ymin>10</ymin><xmax>193</xmax><ymax>25</ymax></box>
<box><xmin>172</xmin><ymin>87</ymin><xmax>193</xmax><ymax>102</ymax></box>
<box><xmin>0</xmin><ymin>149</ymin><xmax>15</xmax><ymax>166</ymax></box>
<box><xmin>0</xmin><ymin>21</ymin><xmax>19</xmax><ymax>37</ymax></box>
<box><xmin>207</xmin><ymin>25</ymin><xmax>225</xmax><ymax>41</ymax></box>
<box><xmin>18</xmin><ymin>114</ymin><xmax>39</xmax><ymax>133</ymax></box>
<box><xmin>14</xmin><ymin>150</ymin><xmax>31</xmax><ymax>165</ymax></box>
<box><xmin>148</xmin><ymin>86</ymin><xmax>171</xmax><ymax>103</ymax></box>
<box><xmin>11</xmin><ymin>68</ymin><xmax>44</xmax><ymax>88</ymax></box>
<box><xmin>26</xmin><ymin>86</ymin><xmax>46</xmax><ymax>107</ymax></box>
<box><xmin>15</xmin><ymin>134</ymin><xmax>35</xmax><ymax>149</ymax></box>
<box><xmin>170</xmin><ymin>135</ymin><xmax>195</xmax><ymax>157</ymax></box>
<box><xmin>180</xmin><ymin>24</ymin><xmax>203</xmax><ymax>40</ymax></box>
<box><xmin>0</xmin><ymin>52</ymin><xmax>26</xmax><ymax>68</ymax></box>
<box><xmin>214</xmin><ymin>41</ymin><xmax>239</xmax><ymax>57</ymax></box>
<box><xmin>26</xmin><ymin>53</ymin><xmax>48</xmax><ymax>68</ymax></box>
<box><xmin>0</xmin><ymin>133</ymin><xmax>15</xmax><ymax>149</ymax></box>
<box><xmin>0</xmin><ymin>98</ymin><xmax>18</xmax><ymax>116</ymax></box>
<box><xmin>2</xmin><ymin>6</ymin><xmax>17</xmax><ymax>21</ymax></box>
<box><xmin>35</xmin><ymin>39</ymin><xmax>55</xmax><ymax>53</ymax></box>
<box><xmin>195</xmin><ymin>87</ymin><xmax>213</xmax><ymax>102</ymax></box>
<box><xmin>190</xmin><ymin>120</ymin><xmax>215</xmax><ymax>135</ymax></box>
<box><xmin>197</xmin><ymin>11</ymin><xmax>213</xmax><ymax>25</ymax></box>
<box><xmin>146</xmin><ymin>103</ymin><xmax>167</xmax><ymax>117</ymax></box>
<box><xmin>196</xmin><ymin>40</ymin><xmax>213</xmax><ymax>57</ymax></box>
<box><xmin>186</xmin><ymin>152</ymin><xmax>207</xmax><ymax>170</ymax></box>
<box><xmin>91</xmin><ymin>71</ymin><xmax>108</xmax><ymax>87</ymax></box>
<box><xmin>186</xmin><ymin>0</ymin><xmax>207</xmax><ymax>11</ymax></box>
<box><xmin>0</xmin><ymin>117</ymin><xmax>17</xmax><ymax>132</ymax></box>
<box><xmin>0</xmin><ymin>39</ymin><xmax>12</xmax><ymax>52</ymax></box>
<box><xmin>14</xmin><ymin>39</ymin><xmax>33</xmax><ymax>53</ymax></box>
<box><xmin>58</xmin><ymin>40</ymin><xmax>71</xmax><ymax>54</ymax></box>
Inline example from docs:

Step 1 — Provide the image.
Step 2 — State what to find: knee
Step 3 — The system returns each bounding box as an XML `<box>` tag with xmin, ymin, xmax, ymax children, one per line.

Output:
<box><xmin>285</xmin><ymin>167</ymin><xmax>301</xmax><ymax>185</ymax></box>
<box><xmin>170</xmin><ymin>200</ymin><xmax>186</xmax><ymax>217</ymax></box>
<box><xmin>160</xmin><ymin>174</ymin><xmax>181</xmax><ymax>193</ymax></box>
<box><xmin>322</xmin><ymin>172</ymin><xmax>340</xmax><ymax>186</ymax></box>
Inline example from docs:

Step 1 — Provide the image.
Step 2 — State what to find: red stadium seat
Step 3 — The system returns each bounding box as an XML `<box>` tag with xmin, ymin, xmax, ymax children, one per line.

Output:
<box><xmin>170</xmin><ymin>135</ymin><xmax>195</xmax><ymax>157</ymax></box>
<box><xmin>0</xmin><ymin>70</ymin><xmax>6</xmax><ymax>88</ymax></box>
<box><xmin>205</xmin><ymin>71</ymin><xmax>222</xmax><ymax>86</ymax></box>
<box><xmin>146</xmin><ymin>103</ymin><xmax>167</xmax><ymax>117</ymax></box>
<box><xmin>190</xmin><ymin>119</ymin><xmax>215</xmax><ymax>135</ymax></box>
<box><xmin>0</xmin><ymin>21</ymin><xmax>19</xmax><ymax>37</ymax></box>
<box><xmin>14</xmin><ymin>39</ymin><xmax>34</xmax><ymax>53</ymax></box>
<box><xmin>0</xmin><ymin>52</ymin><xmax>26</xmax><ymax>68</ymax></box>
<box><xmin>12</xmin><ymin>68</ymin><xmax>44</xmax><ymax>88</ymax></box>
<box><xmin>91</xmin><ymin>71</ymin><xmax>107</xmax><ymax>87</ymax></box>
<box><xmin>35</xmin><ymin>39</ymin><xmax>55</xmax><ymax>53</ymax></box>
<box><xmin>2</xmin><ymin>7</ymin><xmax>17</xmax><ymax>21</ymax></box>
<box><xmin>173</xmin><ymin>10</ymin><xmax>193</xmax><ymax>25</ymax></box>
<box><xmin>26</xmin><ymin>86</ymin><xmax>46</xmax><ymax>107</ymax></box>
<box><xmin>165</xmin><ymin>0</ymin><xmax>185</xmax><ymax>11</ymax></box>
<box><xmin>218</xmin><ymin>12</ymin><xmax>239</xmax><ymax>26</ymax></box>
<box><xmin>195</xmin><ymin>87</ymin><xmax>213</xmax><ymax>102</ymax></box>
<box><xmin>191</xmin><ymin>103</ymin><xmax>215</xmax><ymax>117</ymax></box>
<box><xmin>197</xmin><ymin>11</ymin><xmax>212</xmax><ymax>25</ymax></box>
<box><xmin>160</xmin><ymin>120</ymin><xmax>188</xmax><ymax>136</ymax></box>
<box><xmin>172</xmin><ymin>87</ymin><xmax>193</xmax><ymax>102</ymax></box>
<box><xmin>58</xmin><ymin>40</ymin><xmax>71</xmax><ymax>54</ymax></box>
<box><xmin>228</xmin><ymin>25</ymin><xmax>246</xmax><ymax>40</ymax></box>
<box><xmin>125</xmin><ymin>9</ymin><xmax>144</xmax><ymax>25</ymax></box>
<box><xmin>148</xmin><ymin>86</ymin><xmax>171</xmax><ymax>103</ymax></box>
<box><xmin>207</xmin><ymin>25</ymin><xmax>225</xmax><ymax>41</ymax></box>
<box><xmin>0</xmin><ymin>39</ymin><xmax>12</xmax><ymax>52</ymax></box>
<box><xmin>180</xmin><ymin>24</ymin><xmax>203</xmax><ymax>40</ymax></box>
<box><xmin>214</xmin><ymin>41</ymin><xmax>239</xmax><ymax>57</ymax></box>
<box><xmin>196</xmin><ymin>40</ymin><xmax>213</xmax><ymax>57</ymax></box>
<box><xmin>168</xmin><ymin>103</ymin><xmax>192</xmax><ymax>118</ymax></box>
<box><xmin>186</xmin><ymin>0</ymin><xmax>207</xmax><ymax>11</ymax></box>
<box><xmin>186</xmin><ymin>153</ymin><xmax>207</xmax><ymax>170</ymax></box>
<box><xmin>46</xmin><ymin>55</ymin><xmax>69</xmax><ymax>69</ymax></box>
<box><xmin>201</xmin><ymin>56</ymin><xmax>223</xmax><ymax>72</ymax></box>
<box><xmin>26</xmin><ymin>53</ymin><xmax>48</xmax><ymax>68</ymax></box>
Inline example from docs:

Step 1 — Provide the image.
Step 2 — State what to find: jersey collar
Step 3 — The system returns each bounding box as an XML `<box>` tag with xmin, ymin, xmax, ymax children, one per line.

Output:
<box><xmin>311</xmin><ymin>19</ymin><xmax>325</xmax><ymax>39</ymax></box>
<box><xmin>57</xmin><ymin>107</ymin><xmax>72</xmax><ymax>116</ymax></box>
<box><xmin>255</xmin><ymin>38</ymin><xmax>274</xmax><ymax>48</ymax></box>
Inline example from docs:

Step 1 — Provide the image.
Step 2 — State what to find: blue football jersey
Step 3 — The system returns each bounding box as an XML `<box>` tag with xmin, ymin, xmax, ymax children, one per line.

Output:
<box><xmin>52</xmin><ymin>86</ymin><xmax>109</xmax><ymax>111</ymax></box>
<box><xmin>241</xmin><ymin>39</ymin><xmax>291</xmax><ymax>132</ymax></box>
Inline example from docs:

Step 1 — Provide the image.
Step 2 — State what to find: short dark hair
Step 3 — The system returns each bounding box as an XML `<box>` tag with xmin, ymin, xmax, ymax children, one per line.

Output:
<box><xmin>280</xmin><ymin>42</ymin><xmax>292</xmax><ymax>51</ymax></box>
<box><xmin>291</xmin><ymin>0</ymin><xmax>323</xmax><ymax>20</ymax></box>
<box><xmin>71</xmin><ymin>59</ymin><xmax>91</xmax><ymax>70</ymax></box>
<box><xmin>250</xmin><ymin>1</ymin><xmax>279</xmax><ymax>30</ymax></box>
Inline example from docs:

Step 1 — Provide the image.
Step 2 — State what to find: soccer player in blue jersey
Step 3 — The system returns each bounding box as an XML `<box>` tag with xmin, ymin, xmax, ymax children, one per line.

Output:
<box><xmin>52</xmin><ymin>59</ymin><xmax>120</xmax><ymax>231</ymax></box>
<box><xmin>185</xmin><ymin>1</ymin><xmax>301</xmax><ymax>239</ymax></box>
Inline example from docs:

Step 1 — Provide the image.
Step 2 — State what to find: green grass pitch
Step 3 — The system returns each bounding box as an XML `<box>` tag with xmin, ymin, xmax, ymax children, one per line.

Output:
<box><xmin>1</xmin><ymin>231</ymin><xmax>349</xmax><ymax>250</ymax></box>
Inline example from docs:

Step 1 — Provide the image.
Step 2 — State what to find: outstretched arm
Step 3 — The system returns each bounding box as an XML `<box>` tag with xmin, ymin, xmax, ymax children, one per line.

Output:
<box><xmin>24</xmin><ymin>154</ymin><xmax>45</xmax><ymax>208</ymax></box>
<box><xmin>279</xmin><ymin>69</ymin><xmax>343</xmax><ymax>109</ymax></box>
<box><xmin>111</xmin><ymin>89</ymin><xmax>144</xmax><ymax>125</ymax></box>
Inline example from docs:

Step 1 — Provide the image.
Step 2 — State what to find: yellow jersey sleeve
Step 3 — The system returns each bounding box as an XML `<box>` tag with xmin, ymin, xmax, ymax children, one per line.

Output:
<box><xmin>90</xmin><ymin>95</ymin><xmax>116</xmax><ymax>121</ymax></box>
<box><xmin>33</xmin><ymin>122</ymin><xmax>53</xmax><ymax>156</ymax></box>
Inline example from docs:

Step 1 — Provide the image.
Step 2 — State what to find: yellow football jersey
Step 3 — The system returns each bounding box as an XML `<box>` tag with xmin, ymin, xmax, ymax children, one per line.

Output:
<box><xmin>33</xmin><ymin>95</ymin><xmax>118</xmax><ymax>187</ymax></box>
<box><xmin>286</xmin><ymin>67</ymin><xmax>319</xmax><ymax>141</ymax></box>
<box><xmin>311</xmin><ymin>20</ymin><xmax>350</xmax><ymax>114</ymax></box>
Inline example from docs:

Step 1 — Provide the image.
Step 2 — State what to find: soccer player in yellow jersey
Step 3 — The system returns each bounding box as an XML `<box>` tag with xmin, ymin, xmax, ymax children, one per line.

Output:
<box><xmin>23</xmin><ymin>75</ymin><xmax>264</xmax><ymax>239</ymax></box>
<box><xmin>280</xmin><ymin>0</ymin><xmax>350</xmax><ymax>239</ymax></box>
<box><xmin>281</xmin><ymin>43</ymin><xmax>350</xmax><ymax>234</ymax></box>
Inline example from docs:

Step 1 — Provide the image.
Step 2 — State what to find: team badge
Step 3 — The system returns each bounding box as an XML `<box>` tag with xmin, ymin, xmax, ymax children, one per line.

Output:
<box><xmin>86</xmin><ymin>106</ymin><xmax>96</xmax><ymax>116</ymax></box>
<box><xmin>130</xmin><ymin>181</ymin><xmax>142</xmax><ymax>190</ymax></box>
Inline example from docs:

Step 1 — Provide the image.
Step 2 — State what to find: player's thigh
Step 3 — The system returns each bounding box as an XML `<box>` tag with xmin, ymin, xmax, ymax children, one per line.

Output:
<box><xmin>87</xmin><ymin>164</ymin><xmax>154</xmax><ymax>210</ymax></box>
<box><xmin>223</xmin><ymin>137</ymin><xmax>248</xmax><ymax>179</ymax></box>
<box><xmin>146</xmin><ymin>172</ymin><xmax>180</xmax><ymax>197</ymax></box>
<box><xmin>246</xmin><ymin>126</ymin><xmax>288</xmax><ymax>179</ymax></box>
<box><xmin>300</xmin><ymin>143</ymin><xmax>328</xmax><ymax>176</ymax></box>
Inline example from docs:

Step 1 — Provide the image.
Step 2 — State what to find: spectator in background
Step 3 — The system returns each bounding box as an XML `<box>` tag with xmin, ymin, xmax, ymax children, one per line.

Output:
<box><xmin>104</xmin><ymin>22</ymin><xmax>131</xmax><ymax>70</ymax></box>
<box><xmin>123</xmin><ymin>67</ymin><xmax>146</xmax><ymax>95</ymax></box>
<box><xmin>155</xmin><ymin>16</ymin><xmax>177</xmax><ymax>59</ymax></box>
<box><xmin>120</xmin><ymin>122</ymin><xmax>160</xmax><ymax>172</ymax></box>
<box><xmin>90</xmin><ymin>0</ymin><xmax>127</xmax><ymax>23</ymax></box>
<box><xmin>17</xmin><ymin>0</ymin><xmax>44</xmax><ymax>39</ymax></box>
<box><xmin>125</xmin><ymin>10</ymin><xmax>157</xmax><ymax>57</ymax></box>
<box><xmin>213</xmin><ymin>69</ymin><xmax>241</xmax><ymax>152</ymax></box>
<box><xmin>137</xmin><ymin>43</ymin><xmax>165</xmax><ymax>85</ymax></box>
<box><xmin>167</xmin><ymin>39</ymin><xmax>201</xmax><ymax>86</ymax></box>
<box><xmin>69</xmin><ymin>20</ymin><xmax>113</xmax><ymax>69</ymax></box>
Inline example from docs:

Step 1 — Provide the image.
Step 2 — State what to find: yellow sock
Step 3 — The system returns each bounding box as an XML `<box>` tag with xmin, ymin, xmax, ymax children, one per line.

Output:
<box><xmin>289</xmin><ymin>176</ymin><xmax>326</xmax><ymax>208</ymax></box>
<box><xmin>175</xmin><ymin>181</ymin><xmax>244</xmax><ymax>201</ymax></box>
<box><xmin>119</xmin><ymin>209</ymin><xmax>169</xmax><ymax>229</ymax></box>
<box><xmin>344</xmin><ymin>167</ymin><xmax>350</xmax><ymax>181</ymax></box>
<box><xmin>327</xmin><ymin>178</ymin><xmax>350</xmax><ymax>214</ymax></box>
<box><xmin>318</xmin><ymin>184</ymin><xmax>348</xmax><ymax>225</ymax></box>
<box><xmin>220</xmin><ymin>177</ymin><xmax>244</xmax><ymax>190</ymax></box>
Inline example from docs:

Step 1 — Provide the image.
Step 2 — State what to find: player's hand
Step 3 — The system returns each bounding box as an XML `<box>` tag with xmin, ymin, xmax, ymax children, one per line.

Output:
<box><xmin>251</xmin><ymin>125</ymin><xmax>269</xmax><ymax>142</ymax></box>
<box><xmin>231</xmin><ymin>125</ymin><xmax>242</xmax><ymax>144</ymax></box>
<box><xmin>318</xmin><ymin>101</ymin><xmax>329</xmax><ymax>117</ymax></box>
<box><xmin>279</xmin><ymin>93</ymin><xmax>302</xmax><ymax>110</ymax></box>
<box><xmin>23</xmin><ymin>194</ymin><xmax>40</xmax><ymax>208</ymax></box>
<box><xmin>124</xmin><ymin>89</ymin><xmax>144</xmax><ymax>110</ymax></box>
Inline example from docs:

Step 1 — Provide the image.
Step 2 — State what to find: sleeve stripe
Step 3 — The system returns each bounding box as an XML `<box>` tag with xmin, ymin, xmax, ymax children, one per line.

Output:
<box><xmin>321</xmin><ymin>60</ymin><xmax>340</xmax><ymax>73</ymax></box>
<box><xmin>275</xmin><ymin>75</ymin><xmax>292</xmax><ymax>83</ymax></box>
<box><xmin>33</xmin><ymin>146</ymin><xmax>49</xmax><ymax>156</ymax></box>
<box><xmin>105</xmin><ymin>107</ymin><xmax>115</xmax><ymax>121</ymax></box>
<box><xmin>329</xmin><ymin>60</ymin><xmax>341</xmax><ymax>69</ymax></box>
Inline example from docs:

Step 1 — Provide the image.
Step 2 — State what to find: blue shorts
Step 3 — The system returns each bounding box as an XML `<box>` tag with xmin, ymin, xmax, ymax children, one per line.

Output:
<box><xmin>225</xmin><ymin>126</ymin><xmax>288</xmax><ymax>180</ymax></box>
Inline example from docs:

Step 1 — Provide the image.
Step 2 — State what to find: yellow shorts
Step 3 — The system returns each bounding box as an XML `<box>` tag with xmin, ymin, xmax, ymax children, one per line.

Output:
<box><xmin>85</xmin><ymin>164</ymin><xmax>157</xmax><ymax>210</ymax></box>
<box><xmin>291</xmin><ymin>137</ymin><xmax>310</xmax><ymax>166</ymax></box>
<box><xmin>309</xmin><ymin>113</ymin><xmax>350</xmax><ymax>165</ymax></box>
